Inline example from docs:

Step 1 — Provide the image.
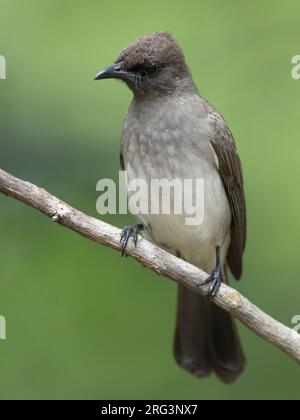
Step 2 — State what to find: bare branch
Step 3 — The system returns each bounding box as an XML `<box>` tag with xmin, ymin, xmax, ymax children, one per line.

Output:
<box><xmin>0</xmin><ymin>167</ymin><xmax>300</xmax><ymax>364</ymax></box>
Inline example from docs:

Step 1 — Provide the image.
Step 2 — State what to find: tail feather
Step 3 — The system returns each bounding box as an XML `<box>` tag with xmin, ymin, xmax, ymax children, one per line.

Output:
<box><xmin>174</xmin><ymin>286</ymin><xmax>212</xmax><ymax>378</ymax></box>
<box><xmin>210</xmin><ymin>303</ymin><xmax>245</xmax><ymax>383</ymax></box>
<box><xmin>174</xmin><ymin>284</ymin><xmax>245</xmax><ymax>383</ymax></box>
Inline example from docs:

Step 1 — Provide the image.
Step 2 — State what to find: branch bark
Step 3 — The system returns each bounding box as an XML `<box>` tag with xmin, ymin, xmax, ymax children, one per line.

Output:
<box><xmin>0</xmin><ymin>167</ymin><xmax>300</xmax><ymax>364</ymax></box>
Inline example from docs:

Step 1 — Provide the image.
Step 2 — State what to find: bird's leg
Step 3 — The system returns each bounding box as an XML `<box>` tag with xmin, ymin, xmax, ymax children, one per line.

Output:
<box><xmin>120</xmin><ymin>224</ymin><xmax>144</xmax><ymax>256</ymax></box>
<box><xmin>197</xmin><ymin>245</ymin><xmax>223</xmax><ymax>298</ymax></box>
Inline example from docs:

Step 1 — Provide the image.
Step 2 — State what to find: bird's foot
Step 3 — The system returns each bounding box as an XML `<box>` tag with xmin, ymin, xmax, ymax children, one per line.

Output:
<box><xmin>120</xmin><ymin>224</ymin><xmax>144</xmax><ymax>256</ymax></box>
<box><xmin>206</xmin><ymin>267</ymin><xmax>222</xmax><ymax>298</ymax></box>
<box><xmin>197</xmin><ymin>245</ymin><xmax>222</xmax><ymax>298</ymax></box>
<box><xmin>197</xmin><ymin>267</ymin><xmax>222</xmax><ymax>298</ymax></box>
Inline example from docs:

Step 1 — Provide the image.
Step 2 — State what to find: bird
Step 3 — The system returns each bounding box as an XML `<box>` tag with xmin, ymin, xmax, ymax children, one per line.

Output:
<box><xmin>94</xmin><ymin>32</ymin><xmax>246</xmax><ymax>383</ymax></box>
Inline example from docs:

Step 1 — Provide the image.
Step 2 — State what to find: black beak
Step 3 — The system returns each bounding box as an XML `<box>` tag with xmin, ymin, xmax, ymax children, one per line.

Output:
<box><xmin>94</xmin><ymin>62</ymin><xmax>128</xmax><ymax>81</ymax></box>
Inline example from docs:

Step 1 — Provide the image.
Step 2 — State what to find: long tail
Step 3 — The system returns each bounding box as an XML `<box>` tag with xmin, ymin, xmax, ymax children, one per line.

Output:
<box><xmin>174</xmin><ymin>284</ymin><xmax>245</xmax><ymax>383</ymax></box>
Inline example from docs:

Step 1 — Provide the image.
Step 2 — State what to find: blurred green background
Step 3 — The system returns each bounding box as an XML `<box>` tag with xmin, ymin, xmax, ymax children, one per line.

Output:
<box><xmin>0</xmin><ymin>0</ymin><xmax>299</xmax><ymax>400</ymax></box>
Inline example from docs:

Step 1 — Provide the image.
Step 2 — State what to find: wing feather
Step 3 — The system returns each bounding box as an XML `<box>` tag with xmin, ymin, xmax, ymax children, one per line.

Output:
<box><xmin>208</xmin><ymin>110</ymin><xmax>246</xmax><ymax>280</ymax></box>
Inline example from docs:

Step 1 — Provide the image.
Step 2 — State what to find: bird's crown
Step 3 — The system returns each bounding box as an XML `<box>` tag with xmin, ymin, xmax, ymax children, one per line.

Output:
<box><xmin>116</xmin><ymin>32</ymin><xmax>186</xmax><ymax>73</ymax></box>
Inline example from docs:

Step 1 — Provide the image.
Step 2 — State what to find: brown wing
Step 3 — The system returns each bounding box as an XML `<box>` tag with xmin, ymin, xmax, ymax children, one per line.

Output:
<box><xmin>208</xmin><ymin>110</ymin><xmax>246</xmax><ymax>280</ymax></box>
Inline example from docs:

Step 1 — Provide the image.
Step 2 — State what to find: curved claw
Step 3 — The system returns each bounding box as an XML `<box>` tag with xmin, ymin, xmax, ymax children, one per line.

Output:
<box><xmin>120</xmin><ymin>224</ymin><xmax>143</xmax><ymax>256</ymax></box>
<box><xmin>206</xmin><ymin>271</ymin><xmax>222</xmax><ymax>298</ymax></box>
<box><xmin>197</xmin><ymin>268</ymin><xmax>222</xmax><ymax>298</ymax></box>
<box><xmin>196</xmin><ymin>245</ymin><xmax>222</xmax><ymax>299</ymax></box>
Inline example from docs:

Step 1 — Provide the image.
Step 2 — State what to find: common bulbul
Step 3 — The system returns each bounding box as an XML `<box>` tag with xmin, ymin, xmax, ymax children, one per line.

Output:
<box><xmin>95</xmin><ymin>32</ymin><xmax>246</xmax><ymax>383</ymax></box>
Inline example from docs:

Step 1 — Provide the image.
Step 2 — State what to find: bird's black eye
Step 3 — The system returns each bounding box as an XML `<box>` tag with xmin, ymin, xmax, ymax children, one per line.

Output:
<box><xmin>146</xmin><ymin>65</ymin><xmax>158</xmax><ymax>77</ymax></box>
<box><xmin>129</xmin><ymin>64</ymin><xmax>159</xmax><ymax>77</ymax></box>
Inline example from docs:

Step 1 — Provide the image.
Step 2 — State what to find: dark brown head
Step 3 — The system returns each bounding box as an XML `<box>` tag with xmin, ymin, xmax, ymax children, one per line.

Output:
<box><xmin>95</xmin><ymin>32</ymin><xmax>194</xmax><ymax>96</ymax></box>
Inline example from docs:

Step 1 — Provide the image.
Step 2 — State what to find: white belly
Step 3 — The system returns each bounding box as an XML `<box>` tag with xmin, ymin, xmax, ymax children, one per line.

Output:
<box><xmin>125</xmin><ymin>145</ymin><xmax>231</xmax><ymax>273</ymax></box>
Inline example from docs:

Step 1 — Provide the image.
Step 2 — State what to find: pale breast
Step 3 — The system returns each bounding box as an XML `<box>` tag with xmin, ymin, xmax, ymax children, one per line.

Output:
<box><xmin>121</xmin><ymin>95</ymin><xmax>232</xmax><ymax>271</ymax></box>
